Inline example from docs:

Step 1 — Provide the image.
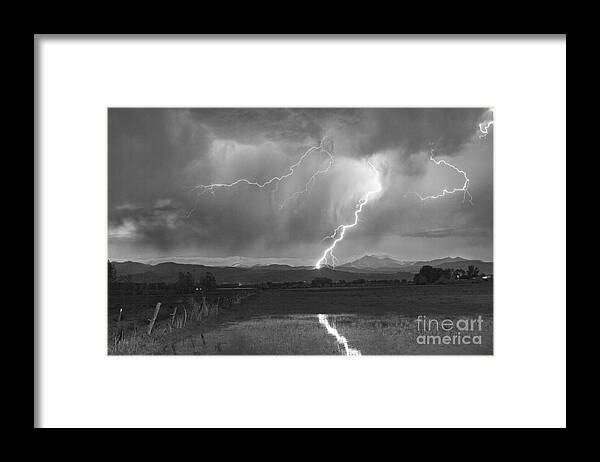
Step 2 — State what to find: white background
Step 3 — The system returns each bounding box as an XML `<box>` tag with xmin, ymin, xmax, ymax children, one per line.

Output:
<box><xmin>36</xmin><ymin>36</ymin><xmax>566</xmax><ymax>428</ymax></box>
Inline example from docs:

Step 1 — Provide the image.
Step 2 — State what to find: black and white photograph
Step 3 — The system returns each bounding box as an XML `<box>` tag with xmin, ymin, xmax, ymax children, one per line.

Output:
<box><xmin>108</xmin><ymin>108</ymin><xmax>494</xmax><ymax>355</ymax></box>
<box><xmin>36</xmin><ymin>35</ymin><xmax>565</xmax><ymax>428</ymax></box>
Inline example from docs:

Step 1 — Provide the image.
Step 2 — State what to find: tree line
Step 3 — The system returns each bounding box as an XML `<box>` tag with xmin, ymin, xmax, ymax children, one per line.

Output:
<box><xmin>108</xmin><ymin>261</ymin><xmax>218</xmax><ymax>294</ymax></box>
<box><xmin>413</xmin><ymin>265</ymin><xmax>484</xmax><ymax>285</ymax></box>
<box><xmin>108</xmin><ymin>260</ymin><xmax>489</xmax><ymax>293</ymax></box>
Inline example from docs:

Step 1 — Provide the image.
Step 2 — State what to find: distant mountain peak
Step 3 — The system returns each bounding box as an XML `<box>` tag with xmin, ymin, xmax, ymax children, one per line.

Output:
<box><xmin>419</xmin><ymin>256</ymin><xmax>468</xmax><ymax>265</ymax></box>
<box><xmin>340</xmin><ymin>254</ymin><xmax>405</xmax><ymax>269</ymax></box>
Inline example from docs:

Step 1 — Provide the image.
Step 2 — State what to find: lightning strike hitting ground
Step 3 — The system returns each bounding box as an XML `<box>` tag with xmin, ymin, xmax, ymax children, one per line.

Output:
<box><xmin>413</xmin><ymin>152</ymin><xmax>473</xmax><ymax>205</ymax></box>
<box><xmin>315</xmin><ymin>161</ymin><xmax>382</xmax><ymax>269</ymax></box>
<box><xmin>187</xmin><ymin>138</ymin><xmax>334</xmax><ymax>217</ymax></box>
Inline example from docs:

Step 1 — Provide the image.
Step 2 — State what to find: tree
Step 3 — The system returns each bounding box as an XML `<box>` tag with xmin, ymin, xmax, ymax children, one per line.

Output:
<box><xmin>466</xmin><ymin>265</ymin><xmax>480</xmax><ymax>279</ymax></box>
<box><xmin>454</xmin><ymin>268</ymin><xmax>466</xmax><ymax>279</ymax></box>
<box><xmin>418</xmin><ymin>265</ymin><xmax>446</xmax><ymax>284</ymax></box>
<box><xmin>108</xmin><ymin>260</ymin><xmax>117</xmax><ymax>283</ymax></box>
<box><xmin>200</xmin><ymin>272</ymin><xmax>217</xmax><ymax>290</ymax></box>
<box><xmin>414</xmin><ymin>274</ymin><xmax>428</xmax><ymax>285</ymax></box>
<box><xmin>177</xmin><ymin>272</ymin><xmax>195</xmax><ymax>293</ymax></box>
<box><xmin>311</xmin><ymin>277</ymin><xmax>332</xmax><ymax>288</ymax></box>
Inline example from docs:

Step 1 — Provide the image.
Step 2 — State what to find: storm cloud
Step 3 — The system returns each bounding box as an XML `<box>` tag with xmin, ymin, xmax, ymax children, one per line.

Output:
<box><xmin>108</xmin><ymin>108</ymin><xmax>493</xmax><ymax>264</ymax></box>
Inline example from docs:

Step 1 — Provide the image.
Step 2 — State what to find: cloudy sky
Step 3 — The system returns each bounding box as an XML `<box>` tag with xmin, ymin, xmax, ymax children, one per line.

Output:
<box><xmin>108</xmin><ymin>108</ymin><xmax>493</xmax><ymax>266</ymax></box>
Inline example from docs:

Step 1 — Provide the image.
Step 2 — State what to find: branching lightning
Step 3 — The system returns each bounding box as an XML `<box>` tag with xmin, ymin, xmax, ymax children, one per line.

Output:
<box><xmin>413</xmin><ymin>115</ymin><xmax>491</xmax><ymax>205</ymax></box>
<box><xmin>187</xmin><ymin>138</ymin><xmax>334</xmax><ymax>217</ymax></box>
<box><xmin>315</xmin><ymin>161</ymin><xmax>382</xmax><ymax>269</ymax></box>
<box><xmin>278</xmin><ymin>145</ymin><xmax>335</xmax><ymax>209</ymax></box>
<box><xmin>413</xmin><ymin>152</ymin><xmax>473</xmax><ymax>205</ymax></box>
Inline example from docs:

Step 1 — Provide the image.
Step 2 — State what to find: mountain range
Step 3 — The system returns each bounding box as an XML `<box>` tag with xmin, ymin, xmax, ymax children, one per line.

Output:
<box><xmin>112</xmin><ymin>255</ymin><xmax>492</xmax><ymax>284</ymax></box>
<box><xmin>339</xmin><ymin>255</ymin><xmax>492</xmax><ymax>273</ymax></box>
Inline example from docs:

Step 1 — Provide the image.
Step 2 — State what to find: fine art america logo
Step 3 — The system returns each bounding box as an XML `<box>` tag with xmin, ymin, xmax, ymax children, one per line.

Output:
<box><xmin>416</xmin><ymin>315</ymin><xmax>484</xmax><ymax>346</ymax></box>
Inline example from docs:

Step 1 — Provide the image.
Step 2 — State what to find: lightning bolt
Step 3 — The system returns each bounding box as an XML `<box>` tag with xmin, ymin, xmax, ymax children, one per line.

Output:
<box><xmin>315</xmin><ymin>161</ymin><xmax>382</xmax><ymax>269</ymax></box>
<box><xmin>187</xmin><ymin>138</ymin><xmax>334</xmax><ymax>217</ymax></box>
<box><xmin>412</xmin><ymin>115</ymin><xmax>491</xmax><ymax>205</ymax></box>
<box><xmin>413</xmin><ymin>151</ymin><xmax>473</xmax><ymax>205</ymax></box>
<box><xmin>278</xmin><ymin>150</ymin><xmax>334</xmax><ymax>209</ymax></box>
<box><xmin>478</xmin><ymin>119</ymin><xmax>494</xmax><ymax>139</ymax></box>
<box><xmin>318</xmin><ymin>314</ymin><xmax>361</xmax><ymax>356</ymax></box>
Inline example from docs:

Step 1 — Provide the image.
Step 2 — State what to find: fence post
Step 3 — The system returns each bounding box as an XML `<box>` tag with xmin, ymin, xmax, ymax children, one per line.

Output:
<box><xmin>202</xmin><ymin>296</ymin><xmax>209</xmax><ymax>317</ymax></box>
<box><xmin>116</xmin><ymin>306</ymin><xmax>124</xmax><ymax>342</ymax></box>
<box><xmin>147</xmin><ymin>302</ymin><xmax>162</xmax><ymax>335</ymax></box>
<box><xmin>170</xmin><ymin>306</ymin><xmax>178</xmax><ymax>327</ymax></box>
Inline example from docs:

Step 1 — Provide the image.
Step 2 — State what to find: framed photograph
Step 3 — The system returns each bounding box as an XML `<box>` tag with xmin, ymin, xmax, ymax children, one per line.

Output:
<box><xmin>107</xmin><ymin>107</ymin><xmax>494</xmax><ymax>356</ymax></box>
<box><xmin>35</xmin><ymin>35</ymin><xmax>566</xmax><ymax>428</ymax></box>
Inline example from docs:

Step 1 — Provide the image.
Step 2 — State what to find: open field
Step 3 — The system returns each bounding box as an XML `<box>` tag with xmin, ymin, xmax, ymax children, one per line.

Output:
<box><xmin>108</xmin><ymin>282</ymin><xmax>493</xmax><ymax>355</ymax></box>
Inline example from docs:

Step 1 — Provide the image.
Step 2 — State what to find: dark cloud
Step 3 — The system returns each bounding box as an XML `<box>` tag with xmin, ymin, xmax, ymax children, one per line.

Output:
<box><xmin>186</xmin><ymin>108</ymin><xmax>361</xmax><ymax>145</ymax></box>
<box><xmin>108</xmin><ymin>108</ymin><xmax>212</xmax><ymax>207</ymax></box>
<box><xmin>108</xmin><ymin>108</ymin><xmax>493</xmax><ymax>263</ymax></box>
<box><xmin>357</xmin><ymin>108</ymin><xmax>488</xmax><ymax>157</ymax></box>
<box><xmin>402</xmin><ymin>227</ymin><xmax>491</xmax><ymax>239</ymax></box>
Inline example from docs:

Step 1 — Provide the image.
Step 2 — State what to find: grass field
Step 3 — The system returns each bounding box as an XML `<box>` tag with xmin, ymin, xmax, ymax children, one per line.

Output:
<box><xmin>108</xmin><ymin>282</ymin><xmax>493</xmax><ymax>355</ymax></box>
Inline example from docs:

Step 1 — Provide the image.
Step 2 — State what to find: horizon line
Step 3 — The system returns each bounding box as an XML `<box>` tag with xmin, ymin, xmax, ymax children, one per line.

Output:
<box><xmin>108</xmin><ymin>254</ymin><xmax>494</xmax><ymax>267</ymax></box>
